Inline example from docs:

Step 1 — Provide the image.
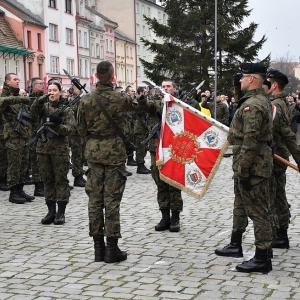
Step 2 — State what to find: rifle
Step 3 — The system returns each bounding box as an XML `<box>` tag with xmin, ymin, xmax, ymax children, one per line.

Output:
<box><xmin>26</xmin><ymin>70</ymin><xmax>88</xmax><ymax>150</ymax></box>
<box><xmin>180</xmin><ymin>80</ymin><xmax>205</xmax><ymax>102</ymax></box>
<box><xmin>141</xmin><ymin>122</ymin><xmax>161</xmax><ymax>150</ymax></box>
<box><xmin>15</xmin><ymin>103</ymin><xmax>33</xmax><ymax>135</ymax></box>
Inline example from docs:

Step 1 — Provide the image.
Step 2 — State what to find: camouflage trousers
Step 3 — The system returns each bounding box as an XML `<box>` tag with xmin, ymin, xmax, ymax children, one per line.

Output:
<box><xmin>135</xmin><ymin>134</ymin><xmax>148</xmax><ymax>164</ymax></box>
<box><xmin>0</xmin><ymin>138</ymin><xmax>7</xmax><ymax>179</ymax></box>
<box><xmin>150</xmin><ymin>152</ymin><xmax>183</xmax><ymax>211</ymax></box>
<box><xmin>271</xmin><ymin>159</ymin><xmax>290</xmax><ymax>230</ymax></box>
<box><xmin>233</xmin><ymin>177</ymin><xmax>273</xmax><ymax>250</ymax></box>
<box><xmin>5</xmin><ymin>138</ymin><xmax>29</xmax><ymax>187</ymax></box>
<box><xmin>69</xmin><ymin>135</ymin><xmax>86</xmax><ymax>177</ymax></box>
<box><xmin>30</xmin><ymin>149</ymin><xmax>42</xmax><ymax>182</ymax></box>
<box><xmin>86</xmin><ymin>162</ymin><xmax>127</xmax><ymax>238</ymax></box>
<box><xmin>37</xmin><ymin>153</ymin><xmax>70</xmax><ymax>203</ymax></box>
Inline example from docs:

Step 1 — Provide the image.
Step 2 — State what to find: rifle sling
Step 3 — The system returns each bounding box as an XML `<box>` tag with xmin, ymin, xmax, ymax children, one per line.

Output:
<box><xmin>92</xmin><ymin>91</ymin><xmax>128</xmax><ymax>142</ymax></box>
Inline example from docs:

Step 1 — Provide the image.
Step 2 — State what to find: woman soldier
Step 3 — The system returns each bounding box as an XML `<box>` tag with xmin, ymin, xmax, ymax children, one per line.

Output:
<box><xmin>31</xmin><ymin>81</ymin><xmax>76</xmax><ymax>225</ymax></box>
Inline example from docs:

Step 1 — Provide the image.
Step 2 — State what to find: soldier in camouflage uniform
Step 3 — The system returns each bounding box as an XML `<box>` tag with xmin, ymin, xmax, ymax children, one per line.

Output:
<box><xmin>266</xmin><ymin>69</ymin><xmax>300</xmax><ymax>249</ymax></box>
<box><xmin>215</xmin><ymin>63</ymin><xmax>274</xmax><ymax>273</ymax></box>
<box><xmin>1</xmin><ymin>73</ymin><xmax>35</xmax><ymax>204</ymax></box>
<box><xmin>77</xmin><ymin>61</ymin><xmax>142</xmax><ymax>263</ymax></box>
<box><xmin>201</xmin><ymin>94</ymin><xmax>229</xmax><ymax>126</ymax></box>
<box><xmin>30</xmin><ymin>81</ymin><xmax>76</xmax><ymax>225</ymax></box>
<box><xmin>144</xmin><ymin>79</ymin><xmax>183</xmax><ymax>233</ymax></box>
<box><xmin>29</xmin><ymin>77</ymin><xmax>45</xmax><ymax>197</ymax></box>
<box><xmin>68</xmin><ymin>85</ymin><xmax>87</xmax><ymax>187</ymax></box>
<box><xmin>134</xmin><ymin>87</ymin><xmax>151</xmax><ymax>174</ymax></box>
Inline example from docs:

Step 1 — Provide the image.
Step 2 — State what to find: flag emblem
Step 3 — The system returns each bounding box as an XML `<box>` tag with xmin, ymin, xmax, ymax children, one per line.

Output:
<box><xmin>204</xmin><ymin>130</ymin><xmax>219</xmax><ymax>147</ymax></box>
<box><xmin>187</xmin><ymin>170</ymin><xmax>202</xmax><ymax>186</ymax></box>
<box><xmin>167</xmin><ymin>110</ymin><xmax>182</xmax><ymax>126</ymax></box>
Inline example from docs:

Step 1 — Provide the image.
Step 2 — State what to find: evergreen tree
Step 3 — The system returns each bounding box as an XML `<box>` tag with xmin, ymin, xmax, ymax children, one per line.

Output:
<box><xmin>140</xmin><ymin>0</ymin><xmax>270</xmax><ymax>94</ymax></box>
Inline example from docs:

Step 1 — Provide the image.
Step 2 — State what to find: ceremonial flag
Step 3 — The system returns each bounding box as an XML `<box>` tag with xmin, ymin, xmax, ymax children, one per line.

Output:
<box><xmin>156</xmin><ymin>94</ymin><xmax>229</xmax><ymax>199</ymax></box>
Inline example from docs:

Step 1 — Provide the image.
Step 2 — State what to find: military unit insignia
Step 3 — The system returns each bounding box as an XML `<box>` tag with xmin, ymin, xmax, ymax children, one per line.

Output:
<box><xmin>204</xmin><ymin>130</ymin><xmax>219</xmax><ymax>148</ymax></box>
<box><xmin>166</xmin><ymin>109</ymin><xmax>182</xmax><ymax>126</ymax></box>
<box><xmin>186</xmin><ymin>169</ymin><xmax>202</xmax><ymax>186</ymax></box>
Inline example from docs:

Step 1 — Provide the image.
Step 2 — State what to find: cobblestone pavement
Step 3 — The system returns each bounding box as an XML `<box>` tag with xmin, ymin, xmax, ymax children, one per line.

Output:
<box><xmin>1</xmin><ymin>151</ymin><xmax>300</xmax><ymax>300</ymax></box>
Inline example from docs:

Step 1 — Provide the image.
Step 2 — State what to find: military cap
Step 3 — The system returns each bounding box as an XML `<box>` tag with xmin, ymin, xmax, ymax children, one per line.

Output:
<box><xmin>240</xmin><ymin>63</ymin><xmax>267</xmax><ymax>75</ymax></box>
<box><xmin>266</xmin><ymin>69</ymin><xmax>289</xmax><ymax>85</ymax></box>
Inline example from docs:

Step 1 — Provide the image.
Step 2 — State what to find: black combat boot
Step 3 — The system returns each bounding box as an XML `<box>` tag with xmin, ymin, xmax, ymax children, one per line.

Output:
<box><xmin>34</xmin><ymin>181</ymin><xmax>44</xmax><ymax>197</ymax></box>
<box><xmin>215</xmin><ymin>231</ymin><xmax>243</xmax><ymax>258</ymax></box>
<box><xmin>155</xmin><ymin>209</ymin><xmax>171</xmax><ymax>231</ymax></box>
<box><xmin>104</xmin><ymin>237</ymin><xmax>127</xmax><ymax>263</ymax></box>
<box><xmin>137</xmin><ymin>163</ymin><xmax>151</xmax><ymax>174</ymax></box>
<box><xmin>9</xmin><ymin>185</ymin><xmax>26</xmax><ymax>204</ymax></box>
<box><xmin>0</xmin><ymin>177</ymin><xmax>9</xmax><ymax>191</ymax></box>
<box><xmin>272</xmin><ymin>229</ymin><xmax>289</xmax><ymax>249</ymax></box>
<box><xmin>125</xmin><ymin>169</ymin><xmax>132</xmax><ymax>176</ymax></box>
<box><xmin>74</xmin><ymin>174</ymin><xmax>86</xmax><ymax>187</ymax></box>
<box><xmin>236</xmin><ymin>247</ymin><xmax>272</xmax><ymax>273</ymax></box>
<box><xmin>169</xmin><ymin>211</ymin><xmax>180</xmax><ymax>232</ymax></box>
<box><xmin>18</xmin><ymin>184</ymin><xmax>35</xmax><ymax>202</ymax></box>
<box><xmin>93</xmin><ymin>235</ymin><xmax>106</xmax><ymax>262</ymax></box>
<box><xmin>54</xmin><ymin>201</ymin><xmax>67</xmax><ymax>225</ymax></box>
<box><xmin>127</xmin><ymin>156</ymin><xmax>137</xmax><ymax>166</ymax></box>
<box><xmin>41</xmin><ymin>201</ymin><xmax>56</xmax><ymax>224</ymax></box>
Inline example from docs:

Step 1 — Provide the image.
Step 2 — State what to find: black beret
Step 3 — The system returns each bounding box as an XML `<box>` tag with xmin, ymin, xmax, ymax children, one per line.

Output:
<box><xmin>240</xmin><ymin>63</ymin><xmax>267</xmax><ymax>75</ymax></box>
<box><xmin>266</xmin><ymin>69</ymin><xmax>289</xmax><ymax>85</ymax></box>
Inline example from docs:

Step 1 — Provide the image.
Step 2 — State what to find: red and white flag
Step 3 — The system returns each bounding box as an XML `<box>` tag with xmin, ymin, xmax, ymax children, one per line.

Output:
<box><xmin>156</xmin><ymin>94</ymin><xmax>229</xmax><ymax>199</ymax></box>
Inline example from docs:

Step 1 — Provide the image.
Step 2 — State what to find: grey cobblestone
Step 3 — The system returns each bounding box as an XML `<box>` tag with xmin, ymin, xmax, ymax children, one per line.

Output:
<box><xmin>1</xmin><ymin>153</ymin><xmax>300</xmax><ymax>299</ymax></box>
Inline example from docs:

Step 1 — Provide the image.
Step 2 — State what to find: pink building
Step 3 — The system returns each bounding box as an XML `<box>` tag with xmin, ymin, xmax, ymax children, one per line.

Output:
<box><xmin>1</xmin><ymin>0</ymin><xmax>46</xmax><ymax>88</ymax></box>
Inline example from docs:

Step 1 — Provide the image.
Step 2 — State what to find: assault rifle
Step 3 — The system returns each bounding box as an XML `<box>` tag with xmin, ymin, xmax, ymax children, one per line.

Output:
<box><xmin>15</xmin><ymin>103</ymin><xmax>33</xmax><ymax>135</ymax></box>
<box><xmin>142</xmin><ymin>122</ymin><xmax>160</xmax><ymax>150</ymax></box>
<box><xmin>180</xmin><ymin>80</ymin><xmax>205</xmax><ymax>102</ymax></box>
<box><xmin>26</xmin><ymin>70</ymin><xmax>88</xmax><ymax>150</ymax></box>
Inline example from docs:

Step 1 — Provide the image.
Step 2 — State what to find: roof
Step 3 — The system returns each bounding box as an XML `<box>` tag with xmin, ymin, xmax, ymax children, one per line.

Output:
<box><xmin>0</xmin><ymin>11</ymin><xmax>34</xmax><ymax>56</ymax></box>
<box><xmin>115</xmin><ymin>30</ymin><xmax>135</xmax><ymax>44</ymax></box>
<box><xmin>85</xmin><ymin>5</ymin><xmax>118</xmax><ymax>29</ymax></box>
<box><xmin>1</xmin><ymin>0</ymin><xmax>46</xmax><ymax>28</ymax></box>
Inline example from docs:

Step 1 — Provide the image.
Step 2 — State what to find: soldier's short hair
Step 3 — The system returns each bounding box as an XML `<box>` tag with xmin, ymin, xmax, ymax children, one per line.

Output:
<box><xmin>162</xmin><ymin>78</ymin><xmax>176</xmax><ymax>88</ymax></box>
<box><xmin>48</xmin><ymin>81</ymin><xmax>62</xmax><ymax>91</ymax></box>
<box><xmin>96</xmin><ymin>61</ymin><xmax>114</xmax><ymax>82</ymax></box>
<box><xmin>5</xmin><ymin>73</ymin><xmax>17</xmax><ymax>82</ymax></box>
<box><xmin>137</xmin><ymin>86</ymin><xmax>145</xmax><ymax>95</ymax></box>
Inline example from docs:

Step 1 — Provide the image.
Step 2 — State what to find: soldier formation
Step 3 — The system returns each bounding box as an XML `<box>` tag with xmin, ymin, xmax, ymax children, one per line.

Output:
<box><xmin>1</xmin><ymin>60</ymin><xmax>300</xmax><ymax>272</ymax></box>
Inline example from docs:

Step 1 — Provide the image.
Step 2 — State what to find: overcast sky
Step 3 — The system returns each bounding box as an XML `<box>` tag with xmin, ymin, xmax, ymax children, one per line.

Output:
<box><xmin>243</xmin><ymin>0</ymin><xmax>299</xmax><ymax>62</ymax></box>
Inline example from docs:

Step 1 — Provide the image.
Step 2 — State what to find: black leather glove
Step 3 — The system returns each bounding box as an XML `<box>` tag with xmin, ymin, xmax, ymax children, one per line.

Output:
<box><xmin>48</xmin><ymin>115</ymin><xmax>62</xmax><ymax>124</ymax></box>
<box><xmin>37</xmin><ymin>94</ymin><xmax>49</xmax><ymax>104</ymax></box>
<box><xmin>238</xmin><ymin>176</ymin><xmax>252</xmax><ymax>191</ymax></box>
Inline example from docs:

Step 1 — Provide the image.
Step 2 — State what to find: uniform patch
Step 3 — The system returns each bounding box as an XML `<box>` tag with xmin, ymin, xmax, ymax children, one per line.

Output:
<box><xmin>244</xmin><ymin>106</ymin><xmax>250</xmax><ymax>112</ymax></box>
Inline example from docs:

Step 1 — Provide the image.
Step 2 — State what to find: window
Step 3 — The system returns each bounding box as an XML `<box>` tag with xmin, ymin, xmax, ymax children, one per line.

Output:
<box><xmin>142</xmin><ymin>5</ymin><xmax>145</xmax><ymax>14</ymax></box>
<box><xmin>49</xmin><ymin>23</ymin><xmax>57</xmax><ymax>41</ymax></box>
<box><xmin>106</xmin><ymin>39</ymin><xmax>108</xmax><ymax>50</ymax></box>
<box><xmin>66</xmin><ymin>28</ymin><xmax>73</xmax><ymax>44</ymax></box>
<box><xmin>137</xmin><ymin>45</ymin><xmax>140</xmax><ymax>56</ymax></box>
<box><xmin>79</xmin><ymin>0</ymin><xmax>84</xmax><ymax>16</ymax></box>
<box><xmin>78</xmin><ymin>30</ymin><xmax>82</xmax><ymax>47</ymax></box>
<box><xmin>100</xmin><ymin>45</ymin><xmax>104</xmax><ymax>59</ymax></box>
<box><xmin>50</xmin><ymin>56</ymin><xmax>59</xmax><ymax>73</ymax></box>
<box><xmin>37</xmin><ymin>33</ymin><xmax>42</xmax><ymax>50</ymax></box>
<box><xmin>83</xmin><ymin>32</ymin><xmax>88</xmax><ymax>48</ymax></box>
<box><xmin>137</xmin><ymin>66</ymin><xmax>141</xmax><ymax>76</ymax></box>
<box><xmin>85</xmin><ymin>59</ymin><xmax>88</xmax><ymax>77</ymax></box>
<box><xmin>147</xmin><ymin>7</ymin><xmax>150</xmax><ymax>16</ymax></box>
<box><xmin>130</xmin><ymin>47</ymin><xmax>132</xmax><ymax>58</ymax></box>
<box><xmin>136</xmin><ymin>3</ymin><xmax>139</xmax><ymax>14</ymax></box>
<box><xmin>80</xmin><ymin>59</ymin><xmax>83</xmax><ymax>77</ymax></box>
<box><xmin>67</xmin><ymin>58</ymin><xmax>74</xmax><ymax>75</ymax></box>
<box><xmin>110</xmin><ymin>40</ymin><xmax>113</xmax><ymax>53</ymax></box>
<box><xmin>65</xmin><ymin>0</ymin><xmax>72</xmax><ymax>13</ymax></box>
<box><xmin>15</xmin><ymin>60</ymin><xmax>19</xmax><ymax>74</ymax></box>
<box><xmin>27</xmin><ymin>31</ymin><xmax>32</xmax><ymax>49</ymax></box>
<box><xmin>49</xmin><ymin>0</ymin><xmax>56</xmax><ymax>8</ymax></box>
<box><xmin>4</xmin><ymin>59</ymin><xmax>9</xmax><ymax>75</ymax></box>
<box><xmin>96</xmin><ymin>43</ymin><xmax>100</xmax><ymax>57</ymax></box>
<box><xmin>28</xmin><ymin>62</ymin><xmax>33</xmax><ymax>79</ymax></box>
<box><xmin>163</xmin><ymin>14</ymin><xmax>166</xmax><ymax>24</ymax></box>
<box><xmin>158</xmin><ymin>12</ymin><xmax>161</xmax><ymax>21</ymax></box>
<box><xmin>91</xmin><ymin>43</ymin><xmax>94</xmax><ymax>57</ymax></box>
<box><xmin>142</xmin><ymin>25</ymin><xmax>145</xmax><ymax>36</ymax></box>
<box><xmin>136</xmin><ymin>24</ymin><xmax>140</xmax><ymax>35</ymax></box>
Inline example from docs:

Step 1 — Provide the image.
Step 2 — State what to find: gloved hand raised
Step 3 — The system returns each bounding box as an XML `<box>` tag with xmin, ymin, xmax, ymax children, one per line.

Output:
<box><xmin>37</xmin><ymin>94</ymin><xmax>49</xmax><ymax>104</ymax></box>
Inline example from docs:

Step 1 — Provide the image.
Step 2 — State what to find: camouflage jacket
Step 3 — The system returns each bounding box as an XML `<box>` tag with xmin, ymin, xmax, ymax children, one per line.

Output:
<box><xmin>30</xmin><ymin>97</ymin><xmax>77</xmax><ymax>155</ymax></box>
<box><xmin>228</xmin><ymin>88</ymin><xmax>273</xmax><ymax>178</ymax></box>
<box><xmin>77</xmin><ymin>81</ymin><xmax>140</xmax><ymax>165</ymax></box>
<box><xmin>0</xmin><ymin>83</ymin><xmax>32</xmax><ymax>140</ymax></box>
<box><xmin>270</xmin><ymin>92</ymin><xmax>300</xmax><ymax>163</ymax></box>
<box><xmin>202</xmin><ymin>99</ymin><xmax>229</xmax><ymax>126</ymax></box>
<box><xmin>133</xmin><ymin>111</ymin><xmax>150</xmax><ymax>135</ymax></box>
